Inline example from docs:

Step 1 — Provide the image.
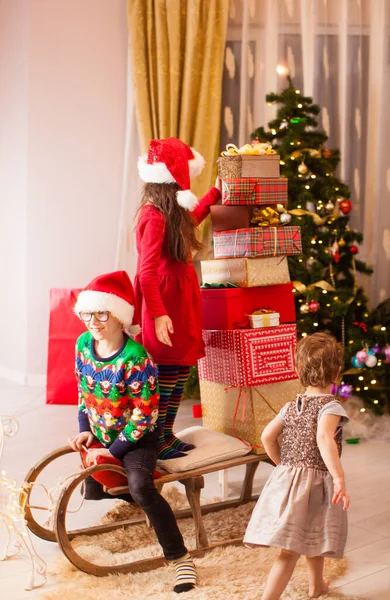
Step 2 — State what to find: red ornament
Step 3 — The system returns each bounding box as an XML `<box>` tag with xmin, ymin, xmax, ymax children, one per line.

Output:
<box><xmin>350</xmin><ymin>245</ymin><xmax>359</xmax><ymax>255</ymax></box>
<box><xmin>339</xmin><ymin>199</ymin><xmax>352</xmax><ymax>215</ymax></box>
<box><xmin>324</xmin><ymin>149</ymin><xmax>332</xmax><ymax>158</ymax></box>
<box><xmin>333</xmin><ymin>251</ymin><xmax>340</xmax><ymax>263</ymax></box>
<box><xmin>308</xmin><ymin>301</ymin><xmax>320</xmax><ymax>313</ymax></box>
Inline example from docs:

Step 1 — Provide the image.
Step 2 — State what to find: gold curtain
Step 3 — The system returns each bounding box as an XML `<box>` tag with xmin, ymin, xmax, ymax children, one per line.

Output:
<box><xmin>127</xmin><ymin>0</ymin><xmax>228</xmax><ymax>204</ymax></box>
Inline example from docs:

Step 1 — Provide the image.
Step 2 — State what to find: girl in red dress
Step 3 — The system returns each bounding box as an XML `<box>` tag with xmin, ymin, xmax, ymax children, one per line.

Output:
<box><xmin>135</xmin><ymin>137</ymin><xmax>221</xmax><ymax>459</ymax></box>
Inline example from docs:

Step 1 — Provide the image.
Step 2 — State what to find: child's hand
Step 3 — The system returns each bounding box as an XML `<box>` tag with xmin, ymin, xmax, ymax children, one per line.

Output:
<box><xmin>155</xmin><ymin>315</ymin><xmax>173</xmax><ymax>346</ymax></box>
<box><xmin>68</xmin><ymin>431</ymin><xmax>94</xmax><ymax>451</ymax></box>
<box><xmin>84</xmin><ymin>448</ymin><xmax>112</xmax><ymax>467</ymax></box>
<box><xmin>332</xmin><ymin>477</ymin><xmax>350</xmax><ymax>510</ymax></box>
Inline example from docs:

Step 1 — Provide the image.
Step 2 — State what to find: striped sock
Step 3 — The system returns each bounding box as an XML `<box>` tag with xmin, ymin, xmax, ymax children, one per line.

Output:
<box><xmin>157</xmin><ymin>365</ymin><xmax>186</xmax><ymax>460</ymax></box>
<box><xmin>172</xmin><ymin>552</ymin><xmax>197</xmax><ymax>593</ymax></box>
<box><xmin>164</xmin><ymin>366</ymin><xmax>195</xmax><ymax>453</ymax></box>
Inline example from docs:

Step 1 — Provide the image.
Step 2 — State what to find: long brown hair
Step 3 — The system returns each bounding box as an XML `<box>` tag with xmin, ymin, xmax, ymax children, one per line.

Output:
<box><xmin>139</xmin><ymin>183</ymin><xmax>202</xmax><ymax>263</ymax></box>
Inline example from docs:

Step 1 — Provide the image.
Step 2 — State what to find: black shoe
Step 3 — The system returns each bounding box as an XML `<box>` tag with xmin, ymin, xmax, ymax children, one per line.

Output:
<box><xmin>81</xmin><ymin>476</ymin><xmax>133</xmax><ymax>502</ymax></box>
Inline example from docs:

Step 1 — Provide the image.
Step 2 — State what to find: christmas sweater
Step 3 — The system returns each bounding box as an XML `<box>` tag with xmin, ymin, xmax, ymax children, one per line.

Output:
<box><xmin>75</xmin><ymin>331</ymin><xmax>159</xmax><ymax>459</ymax></box>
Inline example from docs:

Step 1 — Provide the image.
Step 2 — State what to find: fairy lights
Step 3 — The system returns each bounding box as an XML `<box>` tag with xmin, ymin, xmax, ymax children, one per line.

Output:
<box><xmin>0</xmin><ymin>414</ymin><xmax>47</xmax><ymax>590</ymax></box>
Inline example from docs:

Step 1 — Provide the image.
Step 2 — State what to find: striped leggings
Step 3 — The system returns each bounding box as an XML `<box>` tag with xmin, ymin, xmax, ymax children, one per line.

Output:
<box><xmin>156</xmin><ymin>364</ymin><xmax>193</xmax><ymax>458</ymax></box>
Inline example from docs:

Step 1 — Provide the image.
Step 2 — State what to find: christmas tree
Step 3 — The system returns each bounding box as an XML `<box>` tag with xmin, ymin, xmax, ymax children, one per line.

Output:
<box><xmin>251</xmin><ymin>77</ymin><xmax>390</xmax><ymax>413</ymax></box>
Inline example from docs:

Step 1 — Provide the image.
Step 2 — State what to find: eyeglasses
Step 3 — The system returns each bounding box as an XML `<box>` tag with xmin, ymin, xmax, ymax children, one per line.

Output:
<box><xmin>79</xmin><ymin>311</ymin><xmax>110</xmax><ymax>323</ymax></box>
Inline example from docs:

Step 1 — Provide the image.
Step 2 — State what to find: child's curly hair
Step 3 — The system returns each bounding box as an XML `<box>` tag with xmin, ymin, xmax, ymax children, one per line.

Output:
<box><xmin>295</xmin><ymin>332</ymin><xmax>344</xmax><ymax>388</ymax></box>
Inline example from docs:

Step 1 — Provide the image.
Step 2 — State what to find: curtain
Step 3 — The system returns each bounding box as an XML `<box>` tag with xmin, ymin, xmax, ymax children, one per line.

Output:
<box><xmin>127</xmin><ymin>0</ymin><xmax>229</xmax><ymax>202</ymax></box>
<box><xmin>115</xmin><ymin>45</ymin><xmax>141</xmax><ymax>278</ymax></box>
<box><xmin>221</xmin><ymin>0</ymin><xmax>390</xmax><ymax>307</ymax></box>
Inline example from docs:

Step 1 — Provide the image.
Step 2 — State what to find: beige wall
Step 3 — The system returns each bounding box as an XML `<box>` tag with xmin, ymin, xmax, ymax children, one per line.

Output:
<box><xmin>0</xmin><ymin>0</ymin><xmax>129</xmax><ymax>381</ymax></box>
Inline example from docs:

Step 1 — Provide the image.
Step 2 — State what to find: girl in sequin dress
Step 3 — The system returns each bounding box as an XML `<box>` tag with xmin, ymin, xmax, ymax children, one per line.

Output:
<box><xmin>244</xmin><ymin>333</ymin><xmax>350</xmax><ymax>599</ymax></box>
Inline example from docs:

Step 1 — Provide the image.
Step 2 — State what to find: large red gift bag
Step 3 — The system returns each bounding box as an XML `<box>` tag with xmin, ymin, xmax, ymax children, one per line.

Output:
<box><xmin>46</xmin><ymin>288</ymin><xmax>84</xmax><ymax>405</ymax></box>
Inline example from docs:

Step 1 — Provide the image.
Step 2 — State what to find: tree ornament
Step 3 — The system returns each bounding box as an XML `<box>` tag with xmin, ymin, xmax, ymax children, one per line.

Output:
<box><xmin>351</xmin><ymin>355</ymin><xmax>365</xmax><ymax>369</ymax></box>
<box><xmin>309</xmin><ymin>149</ymin><xmax>321</xmax><ymax>158</ymax></box>
<box><xmin>280</xmin><ymin>212</ymin><xmax>292</xmax><ymax>224</ymax></box>
<box><xmin>356</xmin><ymin>350</ymin><xmax>368</xmax><ymax>363</ymax></box>
<box><xmin>330</xmin><ymin>241</ymin><xmax>340</xmax><ymax>263</ymax></box>
<box><xmin>338</xmin><ymin>238</ymin><xmax>346</xmax><ymax>247</ymax></box>
<box><xmin>338</xmin><ymin>384</ymin><xmax>353</xmax><ymax>399</ymax></box>
<box><xmin>372</xmin><ymin>344</ymin><xmax>381</xmax><ymax>353</ymax></box>
<box><xmin>325</xmin><ymin>201</ymin><xmax>334</xmax><ymax>212</ymax></box>
<box><xmin>384</xmin><ymin>345</ymin><xmax>390</xmax><ymax>364</ymax></box>
<box><xmin>339</xmin><ymin>199</ymin><xmax>352</xmax><ymax>215</ymax></box>
<box><xmin>308</xmin><ymin>301</ymin><xmax>320</xmax><ymax>313</ymax></box>
<box><xmin>365</xmin><ymin>354</ymin><xmax>378</xmax><ymax>368</ymax></box>
<box><xmin>300</xmin><ymin>303</ymin><xmax>310</xmax><ymax>314</ymax></box>
<box><xmin>324</xmin><ymin>149</ymin><xmax>332</xmax><ymax>158</ymax></box>
<box><xmin>279</xmin><ymin>119</ymin><xmax>288</xmax><ymax>130</ymax></box>
<box><xmin>350</xmin><ymin>245</ymin><xmax>359</xmax><ymax>255</ymax></box>
<box><xmin>306</xmin><ymin>201</ymin><xmax>316</xmax><ymax>213</ymax></box>
<box><xmin>298</xmin><ymin>162</ymin><xmax>308</xmax><ymax>175</ymax></box>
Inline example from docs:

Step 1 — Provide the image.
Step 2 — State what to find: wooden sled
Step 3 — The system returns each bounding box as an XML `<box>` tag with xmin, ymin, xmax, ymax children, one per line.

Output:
<box><xmin>22</xmin><ymin>446</ymin><xmax>270</xmax><ymax>576</ymax></box>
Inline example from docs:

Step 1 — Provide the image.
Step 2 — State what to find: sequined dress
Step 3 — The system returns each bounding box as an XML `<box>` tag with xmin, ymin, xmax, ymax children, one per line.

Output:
<box><xmin>244</xmin><ymin>394</ymin><xmax>349</xmax><ymax>558</ymax></box>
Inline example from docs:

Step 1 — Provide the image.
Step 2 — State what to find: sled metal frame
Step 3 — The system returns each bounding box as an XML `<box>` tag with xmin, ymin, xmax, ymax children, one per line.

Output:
<box><xmin>22</xmin><ymin>446</ymin><xmax>270</xmax><ymax>576</ymax></box>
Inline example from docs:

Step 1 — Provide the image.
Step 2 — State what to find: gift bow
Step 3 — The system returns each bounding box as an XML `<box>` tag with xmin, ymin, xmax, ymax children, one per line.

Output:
<box><xmin>221</xmin><ymin>142</ymin><xmax>277</xmax><ymax>156</ymax></box>
<box><xmin>251</xmin><ymin>206</ymin><xmax>280</xmax><ymax>227</ymax></box>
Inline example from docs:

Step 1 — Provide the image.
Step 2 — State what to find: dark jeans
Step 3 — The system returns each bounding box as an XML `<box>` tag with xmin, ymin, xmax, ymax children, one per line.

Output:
<box><xmin>122</xmin><ymin>437</ymin><xmax>187</xmax><ymax>561</ymax></box>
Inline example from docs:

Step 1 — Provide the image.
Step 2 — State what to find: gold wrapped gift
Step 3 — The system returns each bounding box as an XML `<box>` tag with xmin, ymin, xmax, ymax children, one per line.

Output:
<box><xmin>201</xmin><ymin>256</ymin><xmax>290</xmax><ymax>287</ymax></box>
<box><xmin>200</xmin><ymin>379</ymin><xmax>303</xmax><ymax>454</ymax></box>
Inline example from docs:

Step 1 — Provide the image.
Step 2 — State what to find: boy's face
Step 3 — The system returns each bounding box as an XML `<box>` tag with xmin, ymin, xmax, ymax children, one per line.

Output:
<box><xmin>84</xmin><ymin>313</ymin><xmax>123</xmax><ymax>341</ymax></box>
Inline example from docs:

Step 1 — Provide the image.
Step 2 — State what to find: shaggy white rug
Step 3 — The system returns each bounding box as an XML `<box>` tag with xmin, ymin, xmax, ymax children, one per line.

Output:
<box><xmin>38</xmin><ymin>487</ymin><xmax>359</xmax><ymax>600</ymax></box>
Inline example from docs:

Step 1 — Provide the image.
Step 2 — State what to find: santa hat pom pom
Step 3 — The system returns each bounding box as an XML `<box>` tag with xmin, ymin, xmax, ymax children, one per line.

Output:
<box><xmin>176</xmin><ymin>189</ymin><xmax>199</xmax><ymax>210</ymax></box>
<box><xmin>126</xmin><ymin>324</ymin><xmax>142</xmax><ymax>336</ymax></box>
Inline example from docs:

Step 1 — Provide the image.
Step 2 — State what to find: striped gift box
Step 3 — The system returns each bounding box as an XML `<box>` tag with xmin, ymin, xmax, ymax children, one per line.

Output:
<box><xmin>213</xmin><ymin>226</ymin><xmax>302</xmax><ymax>259</ymax></box>
<box><xmin>222</xmin><ymin>178</ymin><xmax>288</xmax><ymax>206</ymax></box>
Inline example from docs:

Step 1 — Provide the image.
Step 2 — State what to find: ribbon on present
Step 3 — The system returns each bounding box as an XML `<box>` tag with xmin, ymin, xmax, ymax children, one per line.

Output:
<box><xmin>224</xmin><ymin>386</ymin><xmax>263</xmax><ymax>449</ymax></box>
<box><xmin>251</xmin><ymin>207</ymin><xmax>280</xmax><ymax>227</ymax></box>
<box><xmin>221</xmin><ymin>142</ymin><xmax>276</xmax><ymax>156</ymax></box>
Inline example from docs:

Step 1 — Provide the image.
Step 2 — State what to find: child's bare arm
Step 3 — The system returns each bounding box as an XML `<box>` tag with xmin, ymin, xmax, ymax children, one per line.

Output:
<box><xmin>317</xmin><ymin>415</ymin><xmax>350</xmax><ymax>510</ymax></box>
<box><xmin>261</xmin><ymin>417</ymin><xmax>283</xmax><ymax>465</ymax></box>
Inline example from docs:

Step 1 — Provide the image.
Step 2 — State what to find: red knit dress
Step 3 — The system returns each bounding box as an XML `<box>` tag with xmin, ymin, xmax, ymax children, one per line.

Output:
<box><xmin>134</xmin><ymin>187</ymin><xmax>221</xmax><ymax>366</ymax></box>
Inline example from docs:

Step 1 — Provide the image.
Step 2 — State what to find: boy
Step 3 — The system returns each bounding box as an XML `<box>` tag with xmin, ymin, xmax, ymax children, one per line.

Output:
<box><xmin>68</xmin><ymin>270</ymin><xmax>196</xmax><ymax>593</ymax></box>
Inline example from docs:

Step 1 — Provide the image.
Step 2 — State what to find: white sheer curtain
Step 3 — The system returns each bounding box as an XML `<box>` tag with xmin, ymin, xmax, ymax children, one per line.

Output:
<box><xmin>221</xmin><ymin>0</ymin><xmax>390</xmax><ymax>307</ymax></box>
<box><xmin>115</xmin><ymin>46</ymin><xmax>141</xmax><ymax>279</ymax></box>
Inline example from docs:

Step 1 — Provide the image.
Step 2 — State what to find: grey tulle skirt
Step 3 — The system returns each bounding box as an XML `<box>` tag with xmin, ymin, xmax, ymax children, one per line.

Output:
<box><xmin>244</xmin><ymin>464</ymin><xmax>347</xmax><ymax>558</ymax></box>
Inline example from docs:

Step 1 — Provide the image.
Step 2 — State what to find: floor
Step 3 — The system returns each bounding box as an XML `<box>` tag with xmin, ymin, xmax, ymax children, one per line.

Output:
<box><xmin>0</xmin><ymin>378</ymin><xmax>389</xmax><ymax>599</ymax></box>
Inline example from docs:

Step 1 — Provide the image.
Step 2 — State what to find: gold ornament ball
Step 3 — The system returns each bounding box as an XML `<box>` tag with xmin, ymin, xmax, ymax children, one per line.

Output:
<box><xmin>338</xmin><ymin>238</ymin><xmax>346</xmax><ymax>247</ymax></box>
<box><xmin>300</xmin><ymin>303</ymin><xmax>310</xmax><ymax>314</ymax></box>
<box><xmin>298</xmin><ymin>163</ymin><xmax>308</xmax><ymax>174</ymax></box>
<box><xmin>325</xmin><ymin>201</ymin><xmax>334</xmax><ymax>211</ymax></box>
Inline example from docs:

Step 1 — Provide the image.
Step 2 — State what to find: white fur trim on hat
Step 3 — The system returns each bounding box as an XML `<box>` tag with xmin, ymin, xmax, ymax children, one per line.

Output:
<box><xmin>75</xmin><ymin>290</ymin><xmax>135</xmax><ymax>328</ymax></box>
<box><xmin>126</xmin><ymin>324</ymin><xmax>141</xmax><ymax>336</ymax></box>
<box><xmin>138</xmin><ymin>149</ymin><xmax>205</xmax><ymax>184</ymax></box>
<box><xmin>176</xmin><ymin>189</ymin><xmax>199</xmax><ymax>210</ymax></box>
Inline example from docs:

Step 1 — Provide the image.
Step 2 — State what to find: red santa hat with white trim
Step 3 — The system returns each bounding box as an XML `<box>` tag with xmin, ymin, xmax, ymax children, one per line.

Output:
<box><xmin>74</xmin><ymin>271</ymin><xmax>141</xmax><ymax>336</ymax></box>
<box><xmin>137</xmin><ymin>137</ymin><xmax>205</xmax><ymax>210</ymax></box>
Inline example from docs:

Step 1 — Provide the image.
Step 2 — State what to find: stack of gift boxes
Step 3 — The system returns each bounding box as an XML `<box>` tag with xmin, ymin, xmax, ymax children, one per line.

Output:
<box><xmin>198</xmin><ymin>147</ymin><xmax>303</xmax><ymax>453</ymax></box>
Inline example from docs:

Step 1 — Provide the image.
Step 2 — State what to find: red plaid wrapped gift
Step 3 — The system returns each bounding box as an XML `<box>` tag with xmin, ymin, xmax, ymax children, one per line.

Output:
<box><xmin>198</xmin><ymin>324</ymin><xmax>297</xmax><ymax>387</ymax></box>
<box><xmin>213</xmin><ymin>226</ymin><xmax>302</xmax><ymax>259</ymax></box>
<box><xmin>222</xmin><ymin>178</ymin><xmax>288</xmax><ymax>206</ymax></box>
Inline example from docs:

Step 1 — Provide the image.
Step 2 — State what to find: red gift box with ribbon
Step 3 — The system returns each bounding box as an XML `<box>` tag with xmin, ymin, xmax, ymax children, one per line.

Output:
<box><xmin>201</xmin><ymin>283</ymin><xmax>296</xmax><ymax>330</ymax></box>
<box><xmin>213</xmin><ymin>226</ymin><xmax>302</xmax><ymax>259</ymax></box>
<box><xmin>198</xmin><ymin>324</ymin><xmax>297</xmax><ymax>387</ymax></box>
<box><xmin>221</xmin><ymin>178</ymin><xmax>288</xmax><ymax>206</ymax></box>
